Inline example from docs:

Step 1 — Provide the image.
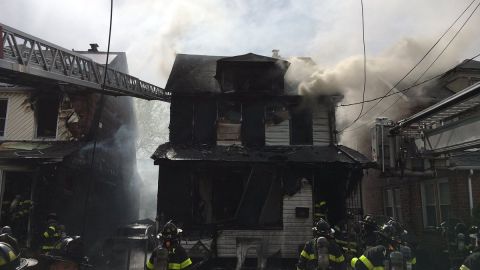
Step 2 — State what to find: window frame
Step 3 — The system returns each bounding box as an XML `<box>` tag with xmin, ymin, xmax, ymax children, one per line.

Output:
<box><xmin>383</xmin><ymin>187</ymin><xmax>402</xmax><ymax>222</ymax></box>
<box><xmin>34</xmin><ymin>95</ymin><xmax>60</xmax><ymax>140</ymax></box>
<box><xmin>0</xmin><ymin>98</ymin><xmax>9</xmax><ymax>138</ymax></box>
<box><xmin>420</xmin><ymin>178</ymin><xmax>450</xmax><ymax>228</ymax></box>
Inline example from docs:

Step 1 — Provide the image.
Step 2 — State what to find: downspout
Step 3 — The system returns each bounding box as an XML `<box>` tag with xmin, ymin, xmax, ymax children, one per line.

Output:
<box><xmin>468</xmin><ymin>169</ymin><xmax>474</xmax><ymax>216</ymax></box>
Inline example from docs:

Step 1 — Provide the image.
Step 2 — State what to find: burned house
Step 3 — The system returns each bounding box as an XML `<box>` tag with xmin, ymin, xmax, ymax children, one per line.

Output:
<box><xmin>0</xmin><ymin>24</ymin><xmax>168</xmax><ymax>250</ymax></box>
<box><xmin>151</xmin><ymin>53</ymin><xmax>371</xmax><ymax>266</ymax></box>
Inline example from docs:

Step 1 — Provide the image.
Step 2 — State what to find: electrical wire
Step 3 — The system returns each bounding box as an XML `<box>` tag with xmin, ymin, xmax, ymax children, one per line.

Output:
<box><xmin>353</xmin><ymin>0</ymin><xmax>367</xmax><ymax>123</ymax></box>
<box><xmin>82</xmin><ymin>0</ymin><xmax>114</xmax><ymax>238</ymax></box>
<box><xmin>366</xmin><ymin>1</ymin><xmax>480</xmax><ymax>121</ymax></box>
<box><xmin>338</xmin><ymin>0</ymin><xmax>479</xmax><ymax>133</ymax></box>
<box><xmin>341</xmin><ymin>51</ymin><xmax>480</xmax><ymax>132</ymax></box>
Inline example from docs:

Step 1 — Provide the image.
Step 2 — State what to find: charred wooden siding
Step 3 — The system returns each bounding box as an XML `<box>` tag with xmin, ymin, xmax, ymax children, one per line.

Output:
<box><xmin>265</xmin><ymin>119</ymin><xmax>290</xmax><ymax>145</ymax></box>
<box><xmin>312</xmin><ymin>106</ymin><xmax>330</xmax><ymax>146</ymax></box>
<box><xmin>0</xmin><ymin>91</ymin><xmax>35</xmax><ymax>140</ymax></box>
<box><xmin>215</xmin><ymin>181</ymin><xmax>313</xmax><ymax>258</ymax></box>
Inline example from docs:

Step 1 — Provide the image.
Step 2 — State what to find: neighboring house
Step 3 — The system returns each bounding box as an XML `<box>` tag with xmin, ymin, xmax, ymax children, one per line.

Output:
<box><xmin>151</xmin><ymin>53</ymin><xmax>371</xmax><ymax>266</ymax></box>
<box><xmin>0</xmin><ymin>44</ymin><xmax>141</xmax><ymax>248</ymax></box>
<box><xmin>362</xmin><ymin>60</ymin><xmax>480</xmax><ymax>228</ymax></box>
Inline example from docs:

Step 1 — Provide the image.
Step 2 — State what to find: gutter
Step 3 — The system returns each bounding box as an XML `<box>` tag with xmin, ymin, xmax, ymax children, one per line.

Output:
<box><xmin>392</xmin><ymin>82</ymin><xmax>480</xmax><ymax>132</ymax></box>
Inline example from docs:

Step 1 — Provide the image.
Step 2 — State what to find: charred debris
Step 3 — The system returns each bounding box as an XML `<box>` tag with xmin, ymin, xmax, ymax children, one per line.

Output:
<box><xmin>151</xmin><ymin>52</ymin><xmax>373</xmax><ymax>262</ymax></box>
<box><xmin>0</xmin><ymin>47</ymin><xmax>140</xmax><ymax>249</ymax></box>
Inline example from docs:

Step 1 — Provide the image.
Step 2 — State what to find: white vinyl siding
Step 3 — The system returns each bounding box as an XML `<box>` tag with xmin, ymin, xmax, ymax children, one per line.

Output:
<box><xmin>0</xmin><ymin>92</ymin><xmax>35</xmax><ymax>140</ymax></box>
<box><xmin>213</xmin><ymin>180</ymin><xmax>313</xmax><ymax>259</ymax></box>
<box><xmin>265</xmin><ymin>119</ymin><xmax>290</xmax><ymax>145</ymax></box>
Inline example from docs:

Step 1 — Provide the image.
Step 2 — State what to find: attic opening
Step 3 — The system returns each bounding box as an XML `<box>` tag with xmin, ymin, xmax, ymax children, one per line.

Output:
<box><xmin>35</xmin><ymin>94</ymin><xmax>60</xmax><ymax>138</ymax></box>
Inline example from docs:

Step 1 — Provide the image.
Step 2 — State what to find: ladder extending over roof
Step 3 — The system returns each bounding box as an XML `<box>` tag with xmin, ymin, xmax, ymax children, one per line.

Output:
<box><xmin>0</xmin><ymin>23</ymin><xmax>170</xmax><ymax>101</ymax></box>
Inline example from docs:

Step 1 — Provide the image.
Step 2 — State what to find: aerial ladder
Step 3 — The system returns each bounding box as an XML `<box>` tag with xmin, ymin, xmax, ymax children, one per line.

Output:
<box><xmin>0</xmin><ymin>23</ymin><xmax>170</xmax><ymax>101</ymax></box>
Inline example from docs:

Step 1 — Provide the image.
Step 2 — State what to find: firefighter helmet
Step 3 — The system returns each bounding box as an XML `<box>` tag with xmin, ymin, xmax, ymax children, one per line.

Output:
<box><xmin>313</xmin><ymin>218</ymin><xmax>332</xmax><ymax>236</ymax></box>
<box><xmin>159</xmin><ymin>221</ymin><xmax>181</xmax><ymax>240</ymax></box>
<box><xmin>0</xmin><ymin>242</ymin><xmax>26</xmax><ymax>270</ymax></box>
<box><xmin>49</xmin><ymin>236</ymin><xmax>89</xmax><ymax>266</ymax></box>
<box><xmin>0</xmin><ymin>226</ymin><xmax>12</xmax><ymax>235</ymax></box>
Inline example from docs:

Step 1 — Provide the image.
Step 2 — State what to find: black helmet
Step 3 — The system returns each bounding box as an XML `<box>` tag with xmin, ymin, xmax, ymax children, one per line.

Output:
<box><xmin>0</xmin><ymin>227</ymin><xmax>12</xmax><ymax>235</ymax></box>
<box><xmin>380</xmin><ymin>223</ymin><xmax>395</xmax><ymax>238</ymax></box>
<box><xmin>48</xmin><ymin>236</ymin><xmax>89</xmax><ymax>266</ymax></box>
<box><xmin>160</xmin><ymin>221</ymin><xmax>181</xmax><ymax>240</ymax></box>
<box><xmin>0</xmin><ymin>242</ymin><xmax>26</xmax><ymax>270</ymax></box>
<box><xmin>313</xmin><ymin>218</ymin><xmax>332</xmax><ymax>236</ymax></box>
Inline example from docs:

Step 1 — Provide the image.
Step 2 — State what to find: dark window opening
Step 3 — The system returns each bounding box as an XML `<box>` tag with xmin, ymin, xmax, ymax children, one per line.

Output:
<box><xmin>193</xmin><ymin>166</ymin><xmax>282</xmax><ymax>229</ymax></box>
<box><xmin>0</xmin><ymin>99</ymin><xmax>7</xmax><ymax>137</ymax></box>
<box><xmin>265</xmin><ymin>103</ymin><xmax>290</xmax><ymax>145</ymax></box>
<box><xmin>242</xmin><ymin>102</ymin><xmax>265</xmax><ymax>147</ymax></box>
<box><xmin>217</xmin><ymin>101</ymin><xmax>242</xmax><ymax>145</ymax></box>
<box><xmin>193</xmin><ymin>99</ymin><xmax>217</xmax><ymax>145</ymax></box>
<box><xmin>0</xmin><ymin>171</ymin><xmax>34</xmax><ymax>246</ymax></box>
<box><xmin>169</xmin><ymin>98</ymin><xmax>194</xmax><ymax>145</ymax></box>
<box><xmin>36</xmin><ymin>95</ymin><xmax>60</xmax><ymax>138</ymax></box>
<box><xmin>290</xmin><ymin>107</ymin><xmax>313</xmax><ymax>145</ymax></box>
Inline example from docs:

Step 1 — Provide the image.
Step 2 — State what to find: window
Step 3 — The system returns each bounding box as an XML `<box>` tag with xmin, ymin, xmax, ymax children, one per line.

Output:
<box><xmin>421</xmin><ymin>179</ymin><xmax>450</xmax><ymax>227</ymax></box>
<box><xmin>265</xmin><ymin>104</ymin><xmax>290</xmax><ymax>145</ymax></box>
<box><xmin>0</xmin><ymin>99</ymin><xmax>7</xmax><ymax>137</ymax></box>
<box><xmin>35</xmin><ymin>95</ymin><xmax>60</xmax><ymax>138</ymax></box>
<box><xmin>290</xmin><ymin>107</ymin><xmax>313</xmax><ymax>145</ymax></box>
<box><xmin>217</xmin><ymin>101</ymin><xmax>241</xmax><ymax>145</ymax></box>
<box><xmin>384</xmin><ymin>188</ymin><xmax>402</xmax><ymax>222</ymax></box>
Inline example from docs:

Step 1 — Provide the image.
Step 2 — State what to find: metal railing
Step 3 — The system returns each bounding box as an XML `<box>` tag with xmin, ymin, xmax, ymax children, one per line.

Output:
<box><xmin>0</xmin><ymin>23</ymin><xmax>170</xmax><ymax>101</ymax></box>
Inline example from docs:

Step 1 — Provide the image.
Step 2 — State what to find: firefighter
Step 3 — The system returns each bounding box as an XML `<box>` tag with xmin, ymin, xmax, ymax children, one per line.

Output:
<box><xmin>9</xmin><ymin>195</ymin><xmax>33</xmax><ymax>222</ymax></box>
<box><xmin>460</xmin><ymin>250</ymin><xmax>480</xmax><ymax>270</ymax></box>
<box><xmin>314</xmin><ymin>199</ymin><xmax>328</xmax><ymax>222</ymax></box>
<box><xmin>362</xmin><ymin>215</ymin><xmax>380</xmax><ymax>250</ymax></box>
<box><xmin>0</xmin><ymin>227</ymin><xmax>19</xmax><ymax>254</ymax></box>
<box><xmin>297</xmin><ymin>218</ymin><xmax>346</xmax><ymax>270</ymax></box>
<box><xmin>0</xmin><ymin>241</ymin><xmax>29</xmax><ymax>270</ymax></box>
<box><xmin>146</xmin><ymin>221</ymin><xmax>192</xmax><ymax>270</ymax></box>
<box><xmin>43</xmin><ymin>236</ymin><xmax>90</xmax><ymax>270</ymax></box>
<box><xmin>351</xmin><ymin>245</ymin><xmax>386</xmax><ymax>270</ymax></box>
<box><xmin>41</xmin><ymin>213</ymin><xmax>62</xmax><ymax>253</ymax></box>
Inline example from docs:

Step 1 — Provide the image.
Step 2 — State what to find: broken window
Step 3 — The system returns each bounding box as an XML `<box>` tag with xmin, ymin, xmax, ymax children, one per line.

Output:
<box><xmin>193</xmin><ymin>166</ymin><xmax>282</xmax><ymax>228</ymax></box>
<box><xmin>265</xmin><ymin>103</ymin><xmax>290</xmax><ymax>145</ymax></box>
<box><xmin>35</xmin><ymin>94</ymin><xmax>60</xmax><ymax>138</ymax></box>
<box><xmin>193</xmin><ymin>99</ymin><xmax>217</xmax><ymax>146</ymax></box>
<box><xmin>216</xmin><ymin>101</ymin><xmax>242</xmax><ymax>145</ymax></box>
<box><xmin>194</xmin><ymin>169</ymin><xmax>245</xmax><ymax>224</ymax></box>
<box><xmin>170</xmin><ymin>97</ymin><xmax>194</xmax><ymax>145</ymax></box>
<box><xmin>0</xmin><ymin>171</ymin><xmax>34</xmax><ymax>246</ymax></box>
<box><xmin>242</xmin><ymin>102</ymin><xmax>265</xmax><ymax>147</ymax></box>
<box><xmin>0</xmin><ymin>99</ymin><xmax>7</xmax><ymax>137</ymax></box>
<box><xmin>290</xmin><ymin>107</ymin><xmax>313</xmax><ymax>145</ymax></box>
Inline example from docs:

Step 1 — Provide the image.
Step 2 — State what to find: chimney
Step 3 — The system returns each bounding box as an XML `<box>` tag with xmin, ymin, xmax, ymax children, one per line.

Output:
<box><xmin>272</xmin><ymin>49</ymin><xmax>280</xmax><ymax>58</ymax></box>
<box><xmin>88</xmin><ymin>43</ymin><xmax>99</xmax><ymax>52</ymax></box>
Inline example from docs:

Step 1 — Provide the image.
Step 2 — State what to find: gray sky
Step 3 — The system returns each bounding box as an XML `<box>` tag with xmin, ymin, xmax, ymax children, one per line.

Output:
<box><xmin>3</xmin><ymin>0</ymin><xmax>480</xmax><ymax>217</ymax></box>
<box><xmin>2</xmin><ymin>0</ymin><xmax>479</xmax><ymax>87</ymax></box>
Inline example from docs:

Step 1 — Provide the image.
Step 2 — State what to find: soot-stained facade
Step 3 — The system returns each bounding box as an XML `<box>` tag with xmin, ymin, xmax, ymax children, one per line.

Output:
<box><xmin>151</xmin><ymin>53</ymin><xmax>372</xmax><ymax>265</ymax></box>
<box><xmin>0</xmin><ymin>46</ymin><xmax>140</xmax><ymax>250</ymax></box>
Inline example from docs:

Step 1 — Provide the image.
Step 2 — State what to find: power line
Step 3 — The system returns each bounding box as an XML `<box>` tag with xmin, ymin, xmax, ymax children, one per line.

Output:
<box><xmin>341</xmin><ymin>52</ymin><xmax>480</xmax><ymax>132</ymax></box>
<box><xmin>371</xmin><ymin>0</ymin><xmax>480</xmax><ymax>119</ymax></box>
<box><xmin>338</xmin><ymin>0</ymin><xmax>479</xmax><ymax>132</ymax></box>
<box><xmin>351</xmin><ymin>0</ymin><xmax>367</xmax><ymax>123</ymax></box>
<box><xmin>82</xmin><ymin>0</ymin><xmax>114</xmax><ymax>238</ymax></box>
